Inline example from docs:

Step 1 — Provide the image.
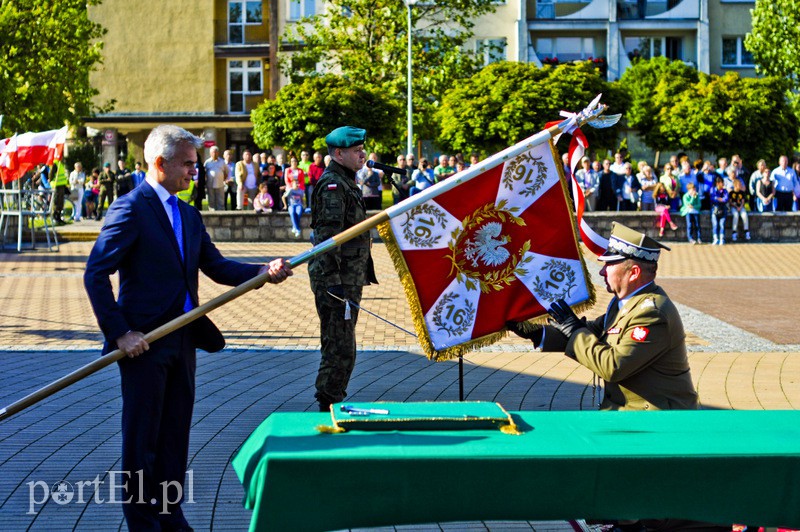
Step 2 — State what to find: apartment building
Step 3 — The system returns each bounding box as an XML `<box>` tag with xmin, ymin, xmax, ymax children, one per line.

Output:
<box><xmin>84</xmin><ymin>0</ymin><xmax>302</xmax><ymax>162</ymax></box>
<box><xmin>474</xmin><ymin>0</ymin><xmax>756</xmax><ymax>79</ymax></box>
<box><xmin>84</xmin><ymin>0</ymin><xmax>755</xmax><ymax>161</ymax></box>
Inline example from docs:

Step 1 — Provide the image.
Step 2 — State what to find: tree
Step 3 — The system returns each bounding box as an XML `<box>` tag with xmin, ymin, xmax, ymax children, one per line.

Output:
<box><xmin>436</xmin><ymin>61</ymin><xmax>627</xmax><ymax>156</ymax></box>
<box><xmin>283</xmin><ymin>0</ymin><xmax>498</xmax><ymax>143</ymax></box>
<box><xmin>251</xmin><ymin>75</ymin><xmax>403</xmax><ymax>155</ymax></box>
<box><xmin>0</xmin><ymin>0</ymin><xmax>112</xmax><ymax>137</ymax></box>
<box><xmin>617</xmin><ymin>57</ymin><xmax>699</xmax><ymax>151</ymax></box>
<box><xmin>655</xmin><ymin>72</ymin><xmax>797</xmax><ymax>163</ymax></box>
<box><xmin>745</xmin><ymin>0</ymin><xmax>800</xmax><ymax>90</ymax></box>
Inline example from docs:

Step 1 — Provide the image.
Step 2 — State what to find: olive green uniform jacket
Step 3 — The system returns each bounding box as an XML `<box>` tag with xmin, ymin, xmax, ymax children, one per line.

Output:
<box><xmin>308</xmin><ymin>160</ymin><xmax>377</xmax><ymax>290</ymax></box>
<box><xmin>542</xmin><ymin>283</ymin><xmax>698</xmax><ymax>411</ymax></box>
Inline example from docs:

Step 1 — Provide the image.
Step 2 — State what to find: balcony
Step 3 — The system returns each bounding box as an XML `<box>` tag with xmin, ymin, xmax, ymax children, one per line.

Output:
<box><xmin>618</xmin><ymin>0</ymin><xmax>699</xmax><ymax>19</ymax></box>
<box><xmin>532</xmin><ymin>0</ymin><xmax>699</xmax><ymax>20</ymax></box>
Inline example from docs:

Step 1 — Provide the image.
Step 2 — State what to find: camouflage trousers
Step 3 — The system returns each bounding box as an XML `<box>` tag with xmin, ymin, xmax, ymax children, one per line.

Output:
<box><xmin>313</xmin><ymin>285</ymin><xmax>363</xmax><ymax>406</ymax></box>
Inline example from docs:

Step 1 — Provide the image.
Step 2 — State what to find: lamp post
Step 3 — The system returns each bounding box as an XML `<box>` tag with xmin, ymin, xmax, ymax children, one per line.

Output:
<box><xmin>406</xmin><ymin>0</ymin><xmax>417</xmax><ymax>158</ymax></box>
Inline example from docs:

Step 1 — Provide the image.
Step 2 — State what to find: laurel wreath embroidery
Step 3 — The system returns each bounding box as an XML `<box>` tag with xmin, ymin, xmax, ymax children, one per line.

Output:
<box><xmin>447</xmin><ymin>200</ymin><xmax>532</xmax><ymax>293</ymax></box>
<box><xmin>400</xmin><ymin>203</ymin><xmax>448</xmax><ymax>248</ymax></box>
<box><xmin>532</xmin><ymin>259</ymin><xmax>577</xmax><ymax>302</ymax></box>
<box><xmin>502</xmin><ymin>151</ymin><xmax>549</xmax><ymax>197</ymax></box>
<box><xmin>431</xmin><ymin>292</ymin><xmax>476</xmax><ymax>337</ymax></box>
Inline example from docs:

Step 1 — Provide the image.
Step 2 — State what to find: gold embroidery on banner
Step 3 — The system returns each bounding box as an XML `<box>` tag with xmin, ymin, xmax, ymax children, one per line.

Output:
<box><xmin>502</xmin><ymin>150</ymin><xmax>549</xmax><ymax>197</ymax></box>
<box><xmin>400</xmin><ymin>203</ymin><xmax>448</xmax><ymax>248</ymax></box>
<box><xmin>446</xmin><ymin>201</ymin><xmax>531</xmax><ymax>293</ymax></box>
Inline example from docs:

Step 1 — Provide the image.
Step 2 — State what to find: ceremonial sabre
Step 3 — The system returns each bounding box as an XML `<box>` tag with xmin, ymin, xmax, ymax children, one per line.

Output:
<box><xmin>0</xmin><ymin>99</ymin><xmax>618</xmax><ymax>422</ymax></box>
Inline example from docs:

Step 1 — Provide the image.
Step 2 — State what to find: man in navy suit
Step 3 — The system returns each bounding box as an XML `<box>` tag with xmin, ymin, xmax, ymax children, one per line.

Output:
<box><xmin>84</xmin><ymin>125</ymin><xmax>291</xmax><ymax>531</ymax></box>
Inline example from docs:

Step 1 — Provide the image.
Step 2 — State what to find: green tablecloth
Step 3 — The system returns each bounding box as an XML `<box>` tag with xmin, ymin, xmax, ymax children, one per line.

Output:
<box><xmin>232</xmin><ymin>408</ymin><xmax>800</xmax><ymax>532</ymax></box>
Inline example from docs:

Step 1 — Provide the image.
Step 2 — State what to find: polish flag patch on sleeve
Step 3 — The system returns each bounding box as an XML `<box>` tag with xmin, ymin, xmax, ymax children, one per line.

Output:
<box><xmin>327</xmin><ymin>183</ymin><xmax>338</xmax><ymax>190</ymax></box>
<box><xmin>631</xmin><ymin>326</ymin><xmax>649</xmax><ymax>342</ymax></box>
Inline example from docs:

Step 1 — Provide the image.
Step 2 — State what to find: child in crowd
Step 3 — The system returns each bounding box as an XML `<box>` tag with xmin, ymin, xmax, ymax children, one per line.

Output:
<box><xmin>710</xmin><ymin>176</ymin><xmax>729</xmax><ymax>245</ymax></box>
<box><xmin>253</xmin><ymin>181</ymin><xmax>274</xmax><ymax>214</ymax></box>
<box><xmin>653</xmin><ymin>182</ymin><xmax>678</xmax><ymax>237</ymax></box>
<box><xmin>680</xmin><ymin>182</ymin><xmax>702</xmax><ymax>244</ymax></box>
<box><xmin>729</xmin><ymin>178</ymin><xmax>750</xmax><ymax>241</ymax></box>
<box><xmin>84</xmin><ymin>168</ymin><xmax>100</xmax><ymax>220</ymax></box>
<box><xmin>282</xmin><ymin>180</ymin><xmax>305</xmax><ymax>238</ymax></box>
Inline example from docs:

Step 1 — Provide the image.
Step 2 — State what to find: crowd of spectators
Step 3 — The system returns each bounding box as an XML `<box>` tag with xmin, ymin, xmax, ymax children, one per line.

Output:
<box><xmin>574</xmin><ymin>152</ymin><xmax>800</xmax><ymax>245</ymax></box>
<box><xmin>62</xmin><ymin>145</ymin><xmax>800</xmax><ymax>247</ymax></box>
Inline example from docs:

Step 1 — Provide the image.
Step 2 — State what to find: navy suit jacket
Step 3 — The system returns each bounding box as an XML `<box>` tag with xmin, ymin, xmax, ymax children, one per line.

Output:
<box><xmin>84</xmin><ymin>181</ymin><xmax>260</xmax><ymax>354</ymax></box>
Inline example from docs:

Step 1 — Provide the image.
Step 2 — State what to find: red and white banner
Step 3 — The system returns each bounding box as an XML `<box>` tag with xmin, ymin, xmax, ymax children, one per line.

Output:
<box><xmin>378</xmin><ymin>141</ymin><xmax>596</xmax><ymax>360</ymax></box>
<box><xmin>0</xmin><ymin>126</ymin><xmax>68</xmax><ymax>184</ymax></box>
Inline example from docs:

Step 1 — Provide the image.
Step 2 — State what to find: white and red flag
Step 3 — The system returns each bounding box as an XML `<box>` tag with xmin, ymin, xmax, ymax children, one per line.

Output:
<box><xmin>0</xmin><ymin>126</ymin><xmax>68</xmax><ymax>184</ymax></box>
<box><xmin>378</xmin><ymin>140</ymin><xmax>596</xmax><ymax>360</ymax></box>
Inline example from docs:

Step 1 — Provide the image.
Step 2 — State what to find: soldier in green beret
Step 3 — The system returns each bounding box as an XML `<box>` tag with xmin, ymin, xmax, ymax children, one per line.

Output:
<box><xmin>509</xmin><ymin>222</ymin><xmax>698</xmax><ymax>412</ymax></box>
<box><xmin>308</xmin><ymin>126</ymin><xmax>378</xmax><ymax>412</ymax></box>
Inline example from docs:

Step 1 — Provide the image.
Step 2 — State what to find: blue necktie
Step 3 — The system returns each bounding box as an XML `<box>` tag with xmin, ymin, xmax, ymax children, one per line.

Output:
<box><xmin>167</xmin><ymin>195</ymin><xmax>193</xmax><ymax>312</ymax></box>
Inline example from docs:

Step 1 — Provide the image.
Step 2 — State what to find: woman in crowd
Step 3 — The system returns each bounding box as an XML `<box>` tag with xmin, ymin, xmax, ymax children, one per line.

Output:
<box><xmin>638</xmin><ymin>165</ymin><xmax>658</xmax><ymax>212</ymax></box>
<box><xmin>84</xmin><ymin>168</ymin><xmax>100</xmax><ymax>220</ymax></box>
<box><xmin>282</xmin><ymin>180</ymin><xmax>305</xmax><ymax>238</ymax></box>
<box><xmin>756</xmin><ymin>167</ymin><xmax>776</xmax><ymax>213</ymax></box>
<box><xmin>283</xmin><ymin>155</ymin><xmax>305</xmax><ymax>194</ymax></box>
<box><xmin>68</xmin><ymin>162</ymin><xmax>86</xmax><ymax>221</ymax></box>
<box><xmin>262</xmin><ymin>154</ymin><xmax>283</xmax><ymax>211</ymax></box>
<box><xmin>653</xmin><ymin>182</ymin><xmax>678</xmax><ymax>236</ymax></box>
<box><xmin>659</xmin><ymin>163</ymin><xmax>681</xmax><ymax>212</ymax></box>
<box><xmin>710</xmin><ymin>176</ymin><xmax>729</xmax><ymax>245</ymax></box>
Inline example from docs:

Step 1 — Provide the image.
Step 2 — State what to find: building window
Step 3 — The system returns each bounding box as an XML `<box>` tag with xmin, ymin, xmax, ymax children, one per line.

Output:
<box><xmin>722</xmin><ymin>37</ymin><xmax>754</xmax><ymax>67</ymax></box>
<box><xmin>228</xmin><ymin>1</ymin><xmax>263</xmax><ymax>44</ymax></box>
<box><xmin>228</xmin><ymin>60</ymin><xmax>263</xmax><ymax>114</ymax></box>
<box><xmin>623</xmin><ymin>36</ymin><xmax>682</xmax><ymax>61</ymax></box>
<box><xmin>535</xmin><ymin>37</ymin><xmax>595</xmax><ymax>62</ymax></box>
<box><xmin>477</xmin><ymin>38</ymin><xmax>507</xmax><ymax>65</ymax></box>
<box><xmin>288</xmin><ymin>0</ymin><xmax>316</xmax><ymax>21</ymax></box>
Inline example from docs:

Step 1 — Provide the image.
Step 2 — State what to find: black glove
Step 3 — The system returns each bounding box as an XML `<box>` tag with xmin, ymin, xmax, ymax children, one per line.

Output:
<box><xmin>327</xmin><ymin>285</ymin><xmax>345</xmax><ymax>299</ymax></box>
<box><xmin>547</xmin><ymin>299</ymin><xmax>584</xmax><ymax>339</ymax></box>
<box><xmin>506</xmin><ymin>321</ymin><xmax>543</xmax><ymax>343</ymax></box>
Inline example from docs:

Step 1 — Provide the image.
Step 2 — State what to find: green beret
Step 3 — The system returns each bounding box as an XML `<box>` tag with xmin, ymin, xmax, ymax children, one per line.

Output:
<box><xmin>599</xmin><ymin>222</ymin><xmax>671</xmax><ymax>263</ymax></box>
<box><xmin>325</xmin><ymin>126</ymin><xmax>366</xmax><ymax>149</ymax></box>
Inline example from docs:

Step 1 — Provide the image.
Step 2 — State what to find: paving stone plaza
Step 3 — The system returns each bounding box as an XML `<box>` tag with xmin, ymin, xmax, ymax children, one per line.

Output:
<box><xmin>1</xmin><ymin>238</ymin><xmax>798</xmax><ymax>531</ymax></box>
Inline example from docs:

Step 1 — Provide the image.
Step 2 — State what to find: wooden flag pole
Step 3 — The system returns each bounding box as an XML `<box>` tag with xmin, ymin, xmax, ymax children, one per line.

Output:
<box><xmin>0</xmin><ymin>103</ymin><xmax>613</xmax><ymax>422</ymax></box>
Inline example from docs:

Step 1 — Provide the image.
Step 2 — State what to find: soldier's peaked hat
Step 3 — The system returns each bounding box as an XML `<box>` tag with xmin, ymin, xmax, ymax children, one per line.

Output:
<box><xmin>598</xmin><ymin>222</ymin><xmax>671</xmax><ymax>263</ymax></box>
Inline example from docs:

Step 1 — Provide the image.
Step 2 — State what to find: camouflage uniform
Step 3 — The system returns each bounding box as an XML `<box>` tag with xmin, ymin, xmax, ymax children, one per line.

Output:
<box><xmin>309</xmin><ymin>159</ymin><xmax>377</xmax><ymax>408</ymax></box>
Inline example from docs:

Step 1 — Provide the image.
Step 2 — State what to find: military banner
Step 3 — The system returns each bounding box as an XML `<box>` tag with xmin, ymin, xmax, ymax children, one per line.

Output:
<box><xmin>378</xmin><ymin>141</ymin><xmax>595</xmax><ymax>361</ymax></box>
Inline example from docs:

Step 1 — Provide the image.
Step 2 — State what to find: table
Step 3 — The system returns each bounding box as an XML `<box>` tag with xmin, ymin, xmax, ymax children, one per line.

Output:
<box><xmin>232</xmin><ymin>409</ymin><xmax>800</xmax><ymax>532</ymax></box>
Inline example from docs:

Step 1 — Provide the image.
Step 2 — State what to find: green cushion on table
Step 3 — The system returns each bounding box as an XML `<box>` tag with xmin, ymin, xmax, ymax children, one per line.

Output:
<box><xmin>328</xmin><ymin>401</ymin><xmax>515</xmax><ymax>432</ymax></box>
